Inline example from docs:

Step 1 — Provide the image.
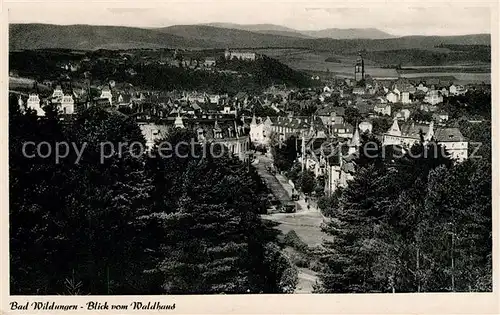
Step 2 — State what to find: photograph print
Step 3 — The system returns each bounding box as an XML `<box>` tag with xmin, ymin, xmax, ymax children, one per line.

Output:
<box><xmin>7</xmin><ymin>1</ymin><xmax>493</xmax><ymax>296</ymax></box>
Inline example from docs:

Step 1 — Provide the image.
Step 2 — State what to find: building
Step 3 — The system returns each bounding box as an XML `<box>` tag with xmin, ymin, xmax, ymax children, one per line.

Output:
<box><xmin>401</xmin><ymin>91</ymin><xmax>411</xmax><ymax>104</ymax></box>
<box><xmin>352</xmin><ymin>87</ymin><xmax>365</xmax><ymax>95</ymax></box>
<box><xmin>359</xmin><ymin>121</ymin><xmax>373</xmax><ymax>133</ymax></box>
<box><xmin>100</xmin><ymin>86</ymin><xmax>113</xmax><ymax>105</ymax></box>
<box><xmin>224</xmin><ymin>49</ymin><xmax>257</xmax><ymax>61</ymax></box>
<box><xmin>374</xmin><ymin>104</ymin><xmax>391</xmax><ymax>116</ymax></box>
<box><xmin>432</xmin><ymin>111</ymin><xmax>449</xmax><ymax>123</ymax></box>
<box><xmin>449</xmin><ymin>84</ymin><xmax>467</xmax><ymax>96</ymax></box>
<box><xmin>330</xmin><ymin>123</ymin><xmax>354</xmax><ymax>139</ymax></box>
<box><xmin>249</xmin><ymin>115</ymin><xmax>268</xmax><ymax>147</ymax></box>
<box><xmin>424</xmin><ymin>90</ymin><xmax>443</xmax><ymax>105</ymax></box>
<box><xmin>269</xmin><ymin>116</ymin><xmax>311</xmax><ymax>142</ymax></box>
<box><xmin>323</xmin><ymin>136</ymin><xmax>358</xmax><ymax>196</ymax></box>
<box><xmin>60</xmin><ymin>94</ymin><xmax>75</xmax><ymax>114</ymax></box>
<box><xmin>394</xmin><ymin>109</ymin><xmax>411</xmax><ymax>121</ymax></box>
<box><xmin>27</xmin><ymin>94</ymin><xmax>44</xmax><ymax>116</ymax></box>
<box><xmin>386</xmin><ymin>92</ymin><xmax>398</xmax><ymax>103</ymax></box>
<box><xmin>316</xmin><ymin>106</ymin><xmax>345</xmax><ymax>126</ymax></box>
<box><xmin>139</xmin><ymin>116</ymin><xmax>250</xmax><ymax>161</ymax></box>
<box><xmin>52</xmin><ymin>86</ymin><xmax>64</xmax><ymax>100</ymax></box>
<box><xmin>354</xmin><ymin>54</ymin><xmax>365</xmax><ymax>82</ymax></box>
<box><xmin>203</xmin><ymin>57</ymin><xmax>217</xmax><ymax>67</ymax></box>
<box><xmin>382</xmin><ymin>119</ymin><xmax>468</xmax><ymax>162</ymax></box>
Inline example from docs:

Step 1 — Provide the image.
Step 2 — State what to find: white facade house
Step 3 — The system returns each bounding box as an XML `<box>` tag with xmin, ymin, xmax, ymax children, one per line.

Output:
<box><xmin>100</xmin><ymin>87</ymin><xmax>113</xmax><ymax>105</ymax></box>
<box><xmin>27</xmin><ymin>94</ymin><xmax>44</xmax><ymax>116</ymax></box>
<box><xmin>359</xmin><ymin>121</ymin><xmax>373</xmax><ymax>134</ymax></box>
<box><xmin>249</xmin><ymin>116</ymin><xmax>268</xmax><ymax>146</ymax></box>
<box><xmin>374</xmin><ymin>104</ymin><xmax>392</xmax><ymax>116</ymax></box>
<box><xmin>424</xmin><ymin>90</ymin><xmax>443</xmax><ymax>105</ymax></box>
<box><xmin>401</xmin><ymin>91</ymin><xmax>411</xmax><ymax>104</ymax></box>
<box><xmin>383</xmin><ymin>119</ymin><xmax>468</xmax><ymax>162</ymax></box>
<box><xmin>386</xmin><ymin>92</ymin><xmax>398</xmax><ymax>103</ymax></box>
<box><xmin>224</xmin><ymin>49</ymin><xmax>257</xmax><ymax>61</ymax></box>
<box><xmin>449</xmin><ymin>84</ymin><xmax>468</xmax><ymax>96</ymax></box>
<box><xmin>61</xmin><ymin>94</ymin><xmax>75</xmax><ymax>114</ymax></box>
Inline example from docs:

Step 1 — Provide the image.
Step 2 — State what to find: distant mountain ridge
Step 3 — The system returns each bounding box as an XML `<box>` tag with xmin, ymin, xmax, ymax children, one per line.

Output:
<box><xmin>202</xmin><ymin>23</ymin><xmax>395</xmax><ymax>39</ymax></box>
<box><xmin>9</xmin><ymin>23</ymin><xmax>490</xmax><ymax>51</ymax></box>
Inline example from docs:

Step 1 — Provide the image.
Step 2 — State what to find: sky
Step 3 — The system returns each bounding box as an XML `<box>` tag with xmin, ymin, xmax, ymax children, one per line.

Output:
<box><xmin>8</xmin><ymin>1</ymin><xmax>493</xmax><ymax>36</ymax></box>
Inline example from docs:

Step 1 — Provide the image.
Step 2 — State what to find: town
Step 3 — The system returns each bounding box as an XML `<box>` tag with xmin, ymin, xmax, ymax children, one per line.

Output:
<box><xmin>9</xmin><ymin>41</ymin><xmax>492</xmax><ymax>295</ymax></box>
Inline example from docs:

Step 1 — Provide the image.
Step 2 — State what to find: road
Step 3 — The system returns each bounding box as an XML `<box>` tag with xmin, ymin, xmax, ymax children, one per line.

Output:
<box><xmin>253</xmin><ymin>152</ymin><xmax>327</xmax><ymax>293</ymax></box>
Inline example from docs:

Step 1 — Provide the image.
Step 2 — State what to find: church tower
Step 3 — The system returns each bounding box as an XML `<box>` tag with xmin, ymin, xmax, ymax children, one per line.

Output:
<box><xmin>354</xmin><ymin>53</ymin><xmax>365</xmax><ymax>82</ymax></box>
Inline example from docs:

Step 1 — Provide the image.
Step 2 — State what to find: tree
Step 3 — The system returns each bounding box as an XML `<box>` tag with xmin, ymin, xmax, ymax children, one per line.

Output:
<box><xmin>300</xmin><ymin>170</ymin><xmax>315</xmax><ymax>195</ymax></box>
<box><xmin>344</xmin><ymin>107</ymin><xmax>362</xmax><ymax>127</ymax></box>
<box><xmin>9</xmin><ymin>106</ymin><xmax>159</xmax><ymax>294</ymax></box>
<box><xmin>273</xmin><ymin>136</ymin><xmax>298</xmax><ymax>172</ymax></box>
<box><xmin>371</xmin><ymin>117</ymin><xmax>391</xmax><ymax>135</ymax></box>
<box><xmin>145</xmin><ymin>134</ymin><xmax>296</xmax><ymax>294</ymax></box>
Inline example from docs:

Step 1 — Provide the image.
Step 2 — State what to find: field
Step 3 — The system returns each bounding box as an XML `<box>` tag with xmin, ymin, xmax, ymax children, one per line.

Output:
<box><xmin>256</xmin><ymin>48</ymin><xmax>491</xmax><ymax>83</ymax></box>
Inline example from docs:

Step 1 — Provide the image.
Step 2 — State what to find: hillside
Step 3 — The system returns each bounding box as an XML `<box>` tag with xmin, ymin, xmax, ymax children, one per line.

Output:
<box><xmin>155</xmin><ymin>25</ymin><xmax>304</xmax><ymax>47</ymax></box>
<box><xmin>9</xmin><ymin>23</ymin><xmax>490</xmax><ymax>53</ymax></box>
<box><xmin>202</xmin><ymin>23</ymin><xmax>311</xmax><ymax>38</ymax></box>
<box><xmin>302</xmin><ymin>28</ymin><xmax>395</xmax><ymax>39</ymax></box>
<box><xmin>203</xmin><ymin>23</ymin><xmax>394</xmax><ymax>39</ymax></box>
<box><xmin>9</xmin><ymin>23</ymin><xmax>214</xmax><ymax>50</ymax></box>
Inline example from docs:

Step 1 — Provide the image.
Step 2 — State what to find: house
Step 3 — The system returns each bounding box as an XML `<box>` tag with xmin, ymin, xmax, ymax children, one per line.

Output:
<box><xmin>449</xmin><ymin>84</ymin><xmax>467</xmax><ymax>96</ymax></box>
<box><xmin>323</xmin><ymin>137</ymin><xmax>358</xmax><ymax>196</ymax></box>
<box><xmin>269</xmin><ymin>116</ymin><xmax>312</xmax><ymax>142</ymax></box>
<box><xmin>60</xmin><ymin>94</ymin><xmax>75</xmax><ymax>114</ymax></box>
<box><xmin>440</xmin><ymin>87</ymin><xmax>449</xmax><ymax>97</ymax></box>
<box><xmin>224</xmin><ymin>49</ymin><xmax>257</xmax><ymax>61</ymax></box>
<box><xmin>416</xmin><ymin>83</ymin><xmax>429</xmax><ymax>93</ymax></box>
<box><xmin>424</xmin><ymin>90</ymin><xmax>443</xmax><ymax>105</ymax></box>
<box><xmin>117</xmin><ymin>94</ymin><xmax>132</xmax><ymax>108</ymax></box>
<box><xmin>401</xmin><ymin>91</ymin><xmax>411</xmax><ymax>104</ymax></box>
<box><xmin>203</xmin><ymin>57</ymin><xmax>217</xmax><ymax>67</ymax></box>
<box><xmin>316</xmin><ymin>106</ymin><xmax>345</xmax><ymax>126</ymax></box>
<box><xmin>359</xmin><ymin>121</ymin><xmax>373</xmax><ymax>133</ymax></box>
<box><xmin>330</xmin><ymin>123</ymin><xmax>354</xmax><ymax>139</ymax></box>
<box><xmin>352</xmin><ymin>87</ymin><xmax>365</xmax><ymax>95</ymax></box>
<box><xmin>420</xmin><ymin>103</ymin><xmax>439</xmax><ymax>112</ymax></box>
<box><xmin>386</xmin><ymin>92</ymin><xmax>398</xmax><ymax>103</ymax></box>
<box><xmin>374</xmin><ymin>103</ymin><xmax>391</xmax><ymax>116</ymax></box>
<box><xmin>382</xmin><ymin>119</ymin><xmax>468</xmax><ymax>162</ymax></box>
<box><xmin>52</xmin><ymin>85</ymin><xmax>64</xmax><ymax>99</ymax></box>
<box><xmin>249</xmin><ymin>115</ymin><xmax>268</xmax><ymax>147</ymax></box>
<box><xmin>432</xmin><ymin>111</ymin><xmax>449</xmax><ymax>123</ymax></box>
<box><xmin>394</xmin><ymin>109</ymin><xmax>411</xmax><ymax>121</ymax></box>
<box><xmin>27</xmin><ymin>94</ymin><xmax>44</xmax><ymax>116</ymax></box>
<box><xmin>100</xmin><ymin>86</ymin><xmax>113</xmax><ymax>105</ymax></box>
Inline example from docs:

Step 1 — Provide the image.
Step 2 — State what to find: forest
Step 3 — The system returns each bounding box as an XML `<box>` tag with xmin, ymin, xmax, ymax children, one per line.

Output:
<box><xmin>9</xmin><ymin>94</ymin><xmax>298</xmax><ymax>295</ymax></box>
<box><xmin>315</xmin><ymin>133</ymin><xmax>492</xmax><ymax>292</ymax></box>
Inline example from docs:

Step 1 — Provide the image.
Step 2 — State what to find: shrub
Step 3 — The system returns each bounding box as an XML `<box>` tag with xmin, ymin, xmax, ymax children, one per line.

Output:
<box><xmin>283</xmin><ymin>230</ymin><xmax>308</xmax><ymax>252</ymax></box>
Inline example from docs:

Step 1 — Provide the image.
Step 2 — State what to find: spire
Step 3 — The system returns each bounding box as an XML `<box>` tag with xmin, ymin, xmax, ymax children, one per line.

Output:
<box><xmin>250</xmin><ymin>114</ymin><xmax>257</xmax><ymax>126</ymax></box>
<box><xmin>350</xmin><ymin>126</ymin><xmax>360</xmax><ymax>147</ymax></box>
<box><xmin>174</xmin><ymin>112</ymin><xmax>185</xmax><ymax>129</ymax></box>
<box><xmin>388</xmin><ymin>117</ymin><xmax>401</xmax><ymax>136</ymax></box>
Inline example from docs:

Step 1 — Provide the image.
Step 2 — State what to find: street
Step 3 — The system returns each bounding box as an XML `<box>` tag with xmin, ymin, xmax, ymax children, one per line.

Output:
<box><xmin>253</xmin><ymin>151</ymin><xmax>327</xmax><ymax>293</ymax></box>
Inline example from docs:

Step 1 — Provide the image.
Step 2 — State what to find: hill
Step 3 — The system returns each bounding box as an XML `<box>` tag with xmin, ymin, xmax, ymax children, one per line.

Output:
<box><xmin>9</xmin><ymin>23</ymin><xmax>490</xmax><ymax>53</ymax></box>
<box><xmin>302</xmin><ymin>28</ymin><xmax>395</xmax><ymax>39</ymax></box>
<box><xmin>9</xmin><ymin>23</ymin><xmax>214</xmax><ymax>50</ymax></box>
<box><xmin>155</xmin><ymin>25</ymin><xmax>304</xmax><ymax>47</ymax></box>
<box><xmin>202</xmin><ymin>23</ymin><xmax>312</xmax><ymax>38</ymax></box>
<box><xmin>202</xmin><ymin>23</ymin><xmax>394</xmax><ymax>39</ymax></box>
